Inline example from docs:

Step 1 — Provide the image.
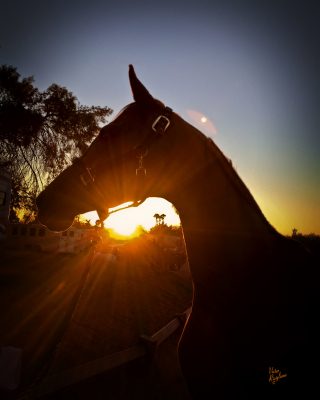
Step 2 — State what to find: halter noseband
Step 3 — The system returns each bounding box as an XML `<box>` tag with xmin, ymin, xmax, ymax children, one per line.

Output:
<box><xmin>72</xmin><ymin>106</ymin><xmax>173</xmax><ymax>224</ymax></box>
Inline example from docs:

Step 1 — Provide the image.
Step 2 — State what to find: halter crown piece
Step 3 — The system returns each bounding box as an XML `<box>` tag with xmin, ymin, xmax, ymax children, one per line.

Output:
<box><xmin>72</xmin><ymin>106</ymin><xmax>173</xmax><ymax>225</ymax></box>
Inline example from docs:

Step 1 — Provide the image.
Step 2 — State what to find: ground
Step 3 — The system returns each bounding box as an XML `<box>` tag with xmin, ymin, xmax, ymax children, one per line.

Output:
<box><xmin>0</xmin><ymin>242</ymin><xmax>193</xmax><ymax>399</ymax></box>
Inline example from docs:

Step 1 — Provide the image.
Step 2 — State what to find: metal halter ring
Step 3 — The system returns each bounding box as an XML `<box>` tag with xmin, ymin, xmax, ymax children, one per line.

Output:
<box><xmin>133</xmin><ymin>144</ymin><xmax>148</xmax><ymax>159</ymax></box>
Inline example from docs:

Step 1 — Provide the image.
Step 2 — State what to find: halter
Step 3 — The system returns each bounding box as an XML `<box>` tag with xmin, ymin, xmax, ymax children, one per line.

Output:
<box><xmin>72</xmin><ymin>106</ymin><xmax>173</xmax><ymax>226</ymax></box>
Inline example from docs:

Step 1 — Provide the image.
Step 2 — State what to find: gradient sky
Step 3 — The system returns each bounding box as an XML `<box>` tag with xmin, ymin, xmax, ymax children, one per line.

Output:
<box><xmin>1</xmin><ymin>0</ymin><xmax>319</xmax><ymax>235</ymax></box>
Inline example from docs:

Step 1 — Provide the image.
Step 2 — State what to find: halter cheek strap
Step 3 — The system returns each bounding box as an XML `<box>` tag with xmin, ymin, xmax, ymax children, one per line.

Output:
<box><xmin>72</xmin><ymin>158</ymin><xmax>95</xmax><ymax>187</ymax></box>
<box><xmin>133</xmin><ymin>106</ymin><xmax>172</xmax><ymax>159</ymax></box>
<box><xmin>133</xmin><ymin>106</ymin><xmax>172</xmax><ymax>201</ymax></box>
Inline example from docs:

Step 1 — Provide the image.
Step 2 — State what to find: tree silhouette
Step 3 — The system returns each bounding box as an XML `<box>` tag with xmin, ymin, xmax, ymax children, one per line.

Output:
<box><xmin>153</xmin><ymin>213</ymin><xmax>160</xmax><ymax>225</ymax></box>
<box><xmin>72</xmin><ymin>216</ymin><xmax>94</xmax><ymax>229</ymax></box>
<box><xmin>289</xmin><ymin>230</ymin><xmax>320</xmax><ymax>258</ymax></box>
<box><xmin>159</xmin><ymin>214</ymin><xmax>166</xmax><ymax>224</ymax></box>
<box><xmin>0</xmin><ymin>64</ymin><xmax>113</xmax><ymax>219</ymax></box>
<box><xmin>149</xmin><ymin>223</ymin><xmax>181</xmax><ymax>237</ymax></box>
<box><xmin>85</xmin><ymin>219</ymin><xmax>92</xmax><ymax>227</ymax></box>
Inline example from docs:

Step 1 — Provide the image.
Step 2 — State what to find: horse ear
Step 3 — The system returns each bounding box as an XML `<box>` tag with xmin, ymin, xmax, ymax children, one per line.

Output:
<box><xmin>129</xmin><ymin>65</ymin><xmax>154</xmax><ymax>106</ymax></box>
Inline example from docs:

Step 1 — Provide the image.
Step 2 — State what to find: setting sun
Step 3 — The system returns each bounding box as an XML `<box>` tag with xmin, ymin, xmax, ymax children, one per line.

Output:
<box><xmin>106</xmin><ymin>207</ymin><xmax>139</xmax><ymax>236</ymax></box>
<box><xmin>201</xmin><ymin>117</ymin><xmax>207</xmax><ymax>122</ymax></box>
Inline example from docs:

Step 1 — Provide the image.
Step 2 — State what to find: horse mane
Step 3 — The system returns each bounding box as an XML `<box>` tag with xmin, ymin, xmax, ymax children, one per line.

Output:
<box><xmin>182</xmin><ymin>117</ymin><xmax>281</xmax><ymax>236</ymax></box>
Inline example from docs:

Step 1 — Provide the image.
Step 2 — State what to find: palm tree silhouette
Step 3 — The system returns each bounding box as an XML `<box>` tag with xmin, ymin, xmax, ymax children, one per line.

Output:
<box><xmin>153</xmin><ymin>213</ymin><xmax>160</xmax><ymax>225</ymax></box>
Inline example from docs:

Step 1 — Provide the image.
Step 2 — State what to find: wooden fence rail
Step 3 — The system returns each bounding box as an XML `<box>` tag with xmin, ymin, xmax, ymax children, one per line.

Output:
<box><xmin>31</xmin><ymin>307</ymin><xmax>191</xmax><ymax>399</ymax></box>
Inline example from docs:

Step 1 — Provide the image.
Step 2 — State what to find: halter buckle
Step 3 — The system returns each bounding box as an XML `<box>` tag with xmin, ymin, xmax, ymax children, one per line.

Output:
<box><xmin>152</xmin><ymin>115</ymin><xmax>170</xmax><ymax>133</ymax></box>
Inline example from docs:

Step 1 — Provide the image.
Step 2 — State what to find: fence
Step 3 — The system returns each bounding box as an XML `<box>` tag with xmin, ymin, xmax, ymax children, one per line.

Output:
<box><xmin>30</xmin><ymin>307</ymin><xmax>191</xmax><ymax>399</ymax></box>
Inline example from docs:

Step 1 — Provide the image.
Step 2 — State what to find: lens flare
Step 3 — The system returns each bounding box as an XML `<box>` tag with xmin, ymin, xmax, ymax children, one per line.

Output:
<box><xmin>186</xmin><ymin>110</ymin><xmax>217</xmax><ymax>136</ymax></box>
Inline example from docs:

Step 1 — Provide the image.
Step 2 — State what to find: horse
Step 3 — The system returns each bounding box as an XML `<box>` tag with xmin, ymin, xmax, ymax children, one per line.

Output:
<box><xmin>36</xmin><ymin>65</ymin><xmax>320</xmax><ymax>399</ymax></box>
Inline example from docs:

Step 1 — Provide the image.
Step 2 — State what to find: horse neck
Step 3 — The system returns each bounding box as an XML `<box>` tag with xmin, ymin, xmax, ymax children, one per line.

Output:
<box><xmin>164</xmin><ymin>126</ymin><xmax>281</xmax><ymax>307</ymax></box>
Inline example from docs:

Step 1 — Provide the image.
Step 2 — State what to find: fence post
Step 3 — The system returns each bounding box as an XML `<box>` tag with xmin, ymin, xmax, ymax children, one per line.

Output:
<box><xmin>138</xmin><ymin>335</ymin><xmax>158</xmax><ymax>370</ymax></box>
<box><xmin>174</xmin><ymin>312</ymin><xmax>187</xmax><ymax>328</ymax></box>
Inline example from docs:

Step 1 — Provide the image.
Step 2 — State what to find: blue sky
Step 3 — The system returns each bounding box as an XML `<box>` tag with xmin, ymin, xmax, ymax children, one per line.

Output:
<box><xmin>1</xmin><ymin>0</ymin><xmax>319</xmax><ymax>234</ymax></box>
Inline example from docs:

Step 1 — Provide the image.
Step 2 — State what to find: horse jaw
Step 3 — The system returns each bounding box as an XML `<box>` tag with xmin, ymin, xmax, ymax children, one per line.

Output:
<box><xmin>37</xmin><ymin>209</ymin><xmax>75</xmax><ymax>232</ymax></box>
<box><xmin>36</xmin><ymin>192</ymin><xmax>75</xmax><ymax>232</ymax></box>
